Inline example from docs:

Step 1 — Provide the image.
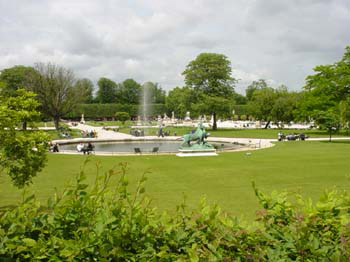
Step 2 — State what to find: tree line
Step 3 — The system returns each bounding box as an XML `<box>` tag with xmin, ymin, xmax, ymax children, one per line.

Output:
<box><xmin>0</xmin><ymin>47</ymin><xmax>349</xmax><ymax>188</ymax></box>
<box><xmin>1</xmin><ymin>47</ymin><xmax>350</xmax><ymax>132</ymax></box>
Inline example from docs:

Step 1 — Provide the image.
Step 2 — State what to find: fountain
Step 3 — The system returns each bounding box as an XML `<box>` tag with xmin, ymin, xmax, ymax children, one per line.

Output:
<box><xmin>131</xmin><ymin>82</ymin><xmax>155</xmax><ymax>130</ymax></box>
<box><xmin>136</xmin><ymin>116</ymin><xmax>142</xmax><ymax>126</ymax></box>
<box><xmin>140</xmin><ymin>82</ymin><xmax>152</xmax><ymax>125</ymax></box>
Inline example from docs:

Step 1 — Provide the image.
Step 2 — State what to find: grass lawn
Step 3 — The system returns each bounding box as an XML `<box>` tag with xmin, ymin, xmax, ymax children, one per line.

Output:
<box><xmin>45</xmin><ymin>129</ymin><xmax>82</xmax><ymax>140</ymax></box>
<box><xmin>1</xmin><ymin>140</ymin><xmax>350</xmax><ymax>221</ymax></box>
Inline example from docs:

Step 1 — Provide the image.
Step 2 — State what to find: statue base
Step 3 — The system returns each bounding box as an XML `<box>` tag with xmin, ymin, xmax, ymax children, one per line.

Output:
<box><xmin>176</xmin><ymin>148</ymin><xmax>217</xmax><ymax>157</ymax></box>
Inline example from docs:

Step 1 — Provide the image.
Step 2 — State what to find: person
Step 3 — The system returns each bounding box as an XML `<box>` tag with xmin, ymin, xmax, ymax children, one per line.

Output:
<box><xmin>87</xmin><ymin>142</ymin><xmax>94</xmax><ymax>153</ymax></box>
<box><xmin>158</xmin><ymin>127</ymin><xmax>164</xmax><ymax>137</ymax></box>
<box><xmin>48</xmin><ymin>141</ymin><xmax>53</xmax><ymax>152</ymax></box>
<box><xmin>278</xmin><ymin>132</ymin><xmax>283</xmax><ymax>141</ymax></box>
<box><xmin>53</xmin><ymin>143</ymin><xmax>59</xmax><ymax>152</ymax></box>
<box><xmin>77</xmin><ymin>143</ymin><xmax>84</xmax><ymax>152</ymax></box>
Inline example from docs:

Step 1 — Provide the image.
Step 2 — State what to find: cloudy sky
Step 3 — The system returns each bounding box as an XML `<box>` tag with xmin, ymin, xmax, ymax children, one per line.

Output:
<box><xmin>0</xmin><ymin>0</ymin><xmax>349</xmax><ymax>94</ymax></box>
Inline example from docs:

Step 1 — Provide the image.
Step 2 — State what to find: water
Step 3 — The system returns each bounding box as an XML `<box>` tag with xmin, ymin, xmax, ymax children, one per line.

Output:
<box><xmin>59</xmin><ymin>141</ymin><xmax>241</xmax><ymax>153</ymax></box>
<box><xmin>140</xmin><ymin>82</ymin><xmax>153</xmax><ymax>124</ymax></box>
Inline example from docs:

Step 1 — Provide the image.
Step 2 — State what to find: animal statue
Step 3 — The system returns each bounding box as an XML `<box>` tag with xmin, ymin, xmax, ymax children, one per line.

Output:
<box><xmin>181</xmin><ymin>123</ymin><xmax>209</xmax><ymax>147</ymax></box>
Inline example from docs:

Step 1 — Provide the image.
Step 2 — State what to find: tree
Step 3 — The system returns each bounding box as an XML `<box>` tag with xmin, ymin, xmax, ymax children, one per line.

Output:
<box><xmin>166</xmin><ymin>87</ymin><xmax>198</xmax><ymax>118</ymax></box>
<box><xmin>315</xmin><ymin>109</ymin><xmax>340</xmax><ymax>142</ymax></box>
<box><xmin>245</xmin><ymin>79</ymin><xmax>268</xmax><ymax>101</ymax></box>
<box><xmin>271</xmin><ymin>87</ymin><xmax>300</xmax><ymax>127</ymax></box>
<box><xmin>247</xmin><ymin>86</ymin><xmax>277</xmax><ymax>128</ymax></box>
<box><xmin>96</xmin><ymin>77</ymin><xmax>117</xmax><ymax>103</ymax></box>
<box><xmin>247</xmin><ymin>82</ymin><xmax>299</xmax><ymax>128</ymax></box>
<box><xmin>75</xmin><ymin>78</ymin><xmax>94</xmax><ymax>103</ymax></box>
<box><xmin>0</xmin><ymin>65</ymin><xmax>40</xmax><ymax>129</ymax></box>
<box><xmin>182</xmin><ymin>53</ymin><xmax>236</xmax><ymax>130</ymax></box>
<box><xmin>339</xmin><ymin>98</ymin><xmax>350</xmax><ymax>133</ymax></box>
<box><xmin>0</xmin><ymin>65</ymin><xmax>38</xmax><ymax>97</ymax></box>
<box><xmin>0</xmin><ymin>88</ymin><xmax>49</xmax><ymax>188</ymax></box>
<box><xmin>298</xmin><ymin>46</ymin><xmax>350</xmax><ymax>125</ymax></box>
<box><xmin>117</xmin><ymin>79</ymin><xmax>141</xmax><ymax>104</ymax></box>
<box><xmin>142</xmin><ymin>82</ymin><xmax>166</xmax><ymax>104</ymax></box>
<box><xmin>32</xmin><ymin>62</ymin><xmax>85</xmax><ymax>129</ymax></box>
<box><xmin>115</xmin><ymin>112</ymin><xmax>130</xmax><ymax>124</ymax></box>
<box><xmin>192</xmin><ymin>95</ymin><xmax>232</xmax><ymax>126</ymax></box>
<box><xmin>233</xmin><ymin>92</ymin><xmax>247</xmax><ymax>105</ymax></box>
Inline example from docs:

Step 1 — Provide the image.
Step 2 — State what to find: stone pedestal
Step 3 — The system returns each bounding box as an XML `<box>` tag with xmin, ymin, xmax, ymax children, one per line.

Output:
<box><xmin>176</xmin><ymin>148</ymin><xmax>217</xmax><ymax>157</ymax></box>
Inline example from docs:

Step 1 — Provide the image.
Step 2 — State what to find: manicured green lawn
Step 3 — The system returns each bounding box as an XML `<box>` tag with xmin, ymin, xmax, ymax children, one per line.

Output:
<box><xmin>1</xmin><ymin>141</ymin><xmax>350</xmax><ymax>220</ymax></box>
<box><xmin>209</xmin><ymin>128</ymin><xmax>350</xmax><ymax>139</ymax></box>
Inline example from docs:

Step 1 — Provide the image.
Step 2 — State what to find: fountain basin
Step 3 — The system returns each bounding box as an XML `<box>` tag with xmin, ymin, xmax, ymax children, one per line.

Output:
<box><xmin>52</xmin><ymin>137</ymin><xmax>271</xmax><ymax>155</ymax></box>
<box><xmin>58</xmin><ymin>140</ymin><xmax>241</xmax><ymax>154</ymax></box>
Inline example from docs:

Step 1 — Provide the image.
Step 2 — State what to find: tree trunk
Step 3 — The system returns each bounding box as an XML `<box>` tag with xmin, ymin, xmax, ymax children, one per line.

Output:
<box><xmin>54</xmin><ymin>116</ymin><xmax>60</xmax><ymax>130</ymax></box>
<box><xmin>212</xmin><ymin>112</ymin><xmax>217</xmax><ymax>130</ymax></box>
<box><xmin>264</xmin><ymin>120</ymin><xmax>271</xmax><ymax>129</ymax></box>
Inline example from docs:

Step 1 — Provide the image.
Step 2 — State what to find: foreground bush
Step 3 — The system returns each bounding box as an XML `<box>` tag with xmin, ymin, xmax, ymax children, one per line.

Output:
<box><xmin>1</xmin><ymin>162</ymin><xmax>350</xmax><ymax>261</ymax></box>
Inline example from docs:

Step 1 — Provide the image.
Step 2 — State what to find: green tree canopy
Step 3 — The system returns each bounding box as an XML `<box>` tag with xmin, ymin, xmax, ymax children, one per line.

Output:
<box><xmin>0</xmin><ymin>65</ymin><xmax>38</xmax><ymax>97</ymax></box>
<box><xmin>245</xmin><ymin>79</ymin><xmax>268</xmax><ymax>101</ymax></box>
<box><xmin>297</xmin><ymin>46</ymin><xmax>350</xmax><ymax>126</ymax></box>
<box><xmin>0</xmin><ymin>89</ymin><xmax>49</xmax><ymax>188</ymax></box>
<box><xmin>248</xmin><ymin>86</ymin><xmax>277</xmax><ymax>128</ymax></box>
<box><xmin>247</xmin><ymin>83</ymin><xmax>299</xmax><ymax>128</ymax></box>
<box><xmin>96</xmin><ymin>77</ymin><xmax>117</xmax><ymax>103</ymax></box>
<box><xmin>75</xmin><ymin>78</ymin><xmax>94</xmax><ymax>103</ymax></box>
<box><xmin>142</xmin><ymin>82</ymin><xmax>166</xmax><ymax>104</ymax></box>
<box><xmin>182</xmin><ymin>53</ymin><xmax>236</xmax><ymax>97</ymax></box>
<box><xmin>166</xmin><ymin>87</ymin><xmax>198</xmax><ymax>118</ymax></box>
<box><xmin>192</xmin><ymin>95</ymin><xmax>233</xmax><ymax>125</ymax></box>
<box><xmin>182</xmin><ymin>53</ymin><xmax>236</xmax><ymax>129</ymax></box>
<box><xmin>117</xmin><ymin>79</ymin><xmax>141</xmax><ymax>104</ymax></box>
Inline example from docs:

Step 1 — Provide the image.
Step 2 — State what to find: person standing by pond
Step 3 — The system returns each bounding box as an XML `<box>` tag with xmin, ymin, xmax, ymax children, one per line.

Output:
<box><xmin>53</xmin><ymin>143</ymin><xmax>59</xmax><ymax>152</ymax></box>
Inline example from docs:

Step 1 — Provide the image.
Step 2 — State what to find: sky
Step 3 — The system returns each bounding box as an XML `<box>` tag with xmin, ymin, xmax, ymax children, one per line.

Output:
<box><xmin>0</xmin><ymin>0</ymin><xmax>349</xmax><ymax>94</ymax></box>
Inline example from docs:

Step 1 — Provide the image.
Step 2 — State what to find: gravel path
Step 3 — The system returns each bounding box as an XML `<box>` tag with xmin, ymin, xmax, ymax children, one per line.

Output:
<box><xmin>69</xmin><ymin>123</ymin><xmax>133</xmax><ymax>139</ymax></box>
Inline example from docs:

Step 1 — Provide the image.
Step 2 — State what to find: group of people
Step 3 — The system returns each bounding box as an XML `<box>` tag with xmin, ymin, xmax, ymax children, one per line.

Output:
<box><xmin>158</xmin><ymin>126</ymin><xmax>173</xmax><ymax>137</ymax></box>
<box><xmin>130</xmin><ymin>129</ymin><xmax>145</xmax><ymax>137</ymax></box>
<box><xmin>49</xmin><ymin>142</ymin><xmax>60</xmax><ymax>152</ymax></box>
<box><xmin>81</xmin><ymin>130</ymin><xmax>97</xmax><ymax>138</ymax></box>
<box><xmin>77</xmin><ymin>142</ymin><xmax>95</xmax><ymax>154</ymax></box>
<box><xmin>278</xmin><ymin>132</ymin><xmax>307</xmax><ymax>141</ymax></box>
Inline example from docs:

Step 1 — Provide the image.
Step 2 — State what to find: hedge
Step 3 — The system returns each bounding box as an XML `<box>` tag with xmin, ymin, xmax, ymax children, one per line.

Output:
<box><xmin>66</xmin><ymin>104</ymin><xmax>167</xmax><ymax>119</ymax></box>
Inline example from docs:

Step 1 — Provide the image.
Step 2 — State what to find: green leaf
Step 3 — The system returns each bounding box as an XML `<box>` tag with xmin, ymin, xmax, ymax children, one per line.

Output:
<box><xmin>22</xmin><ymin>238</ymin><xmax>37</xmax><ymax>247</ymax></box>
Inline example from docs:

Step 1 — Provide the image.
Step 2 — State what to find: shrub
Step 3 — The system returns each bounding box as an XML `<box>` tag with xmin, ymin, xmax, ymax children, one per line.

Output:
<box><xmin>240</xmin><ymin>114</ymin><xmax>247</xmax><ymax>121</ymax></box>
<box><xmin>1</xmin><ymin>164</ymin><xmax>350</xmax><ymax>260</ymax></box>
<box><xmin>115</xmin><ymin>112</ymin><xmax>130</xmax><ymax>124</ymax></box>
